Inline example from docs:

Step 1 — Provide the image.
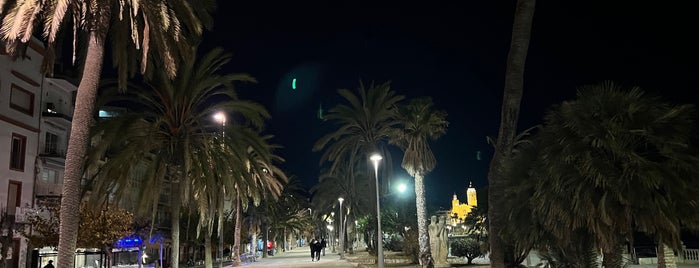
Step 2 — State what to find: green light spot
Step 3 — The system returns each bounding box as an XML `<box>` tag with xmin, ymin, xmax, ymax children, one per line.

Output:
<box><xmin>292</xmin><ymin>78</ymin><xmax>297</xmax><ymax>90</ymax></box>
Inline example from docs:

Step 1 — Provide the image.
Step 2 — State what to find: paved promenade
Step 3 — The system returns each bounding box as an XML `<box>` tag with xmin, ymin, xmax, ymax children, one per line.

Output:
<box><xmin>229</xmin><ymin>247</ymin><xmax>358</xmax><ymax>268</ymax></box>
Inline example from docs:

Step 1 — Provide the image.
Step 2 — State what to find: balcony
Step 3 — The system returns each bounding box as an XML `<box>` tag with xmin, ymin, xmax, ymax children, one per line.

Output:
<box><xmin>39</xmin><ymin>148</ymin><xmax>66</xmax><ymax>166</ymax></box>
<box><xmin>35</xmin><ymin>180</ymin><xmax>63</xmax><ymax>197</ymax></box>
<box><xmin>42</xmin><ymin>108</ymin><xmax>72</xmax><ymax>125</ymax></box>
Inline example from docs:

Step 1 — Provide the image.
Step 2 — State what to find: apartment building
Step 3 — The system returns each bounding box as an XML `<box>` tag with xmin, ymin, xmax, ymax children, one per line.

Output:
<box><xmin>1</xmin><ymin>39</ymin><xmax>45</xmax><ymax>268</ymax></box>
<box><xmin>1</xmin><ymin>38</ymin><xmax>76</xmax><ymax>268</ymax></box>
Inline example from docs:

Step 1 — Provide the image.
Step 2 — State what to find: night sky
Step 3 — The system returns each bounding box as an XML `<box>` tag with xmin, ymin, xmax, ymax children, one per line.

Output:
<box><xmin>197</xmin><ymin>0</ymin><xmax>698</xmax><ymax>209</ymax></box>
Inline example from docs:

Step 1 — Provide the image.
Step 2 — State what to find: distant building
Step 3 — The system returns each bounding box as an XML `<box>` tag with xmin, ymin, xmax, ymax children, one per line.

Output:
<box><xmin>449</xmin><ymin>182</ymin><xmax>477</xmax><ymax>225</ymax></box>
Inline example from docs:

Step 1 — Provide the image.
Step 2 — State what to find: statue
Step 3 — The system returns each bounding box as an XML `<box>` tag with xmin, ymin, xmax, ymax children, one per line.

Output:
<box><xmin>428</xmin><ymin>215</ymin><xmax>450</xmax><ymax>267</ymax></box>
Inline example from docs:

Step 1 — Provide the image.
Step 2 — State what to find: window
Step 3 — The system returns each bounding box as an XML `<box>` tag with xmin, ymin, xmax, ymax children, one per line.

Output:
<box><xmin>7</xmin><ymin>181</ymin><xmax>21</xmax><ymax>215</ymax></box>
<box><xmin>45</xmin><ymin>132</ymin><xmax>58</xmax><ymax>154</ymax></box>
<box><xmin>10</xmin><ymin>133</ymin><xmax>26</xmax><ymax>171</ymax></box>
<box><xmin>10</xmin><ymin>84</ymin><xmax>34</xmax><ymax>116</ymax></box>
<box><xmin>41</xmin><ymin>169</ymin><xmax>58</xmax><ymax>184</ymax></box>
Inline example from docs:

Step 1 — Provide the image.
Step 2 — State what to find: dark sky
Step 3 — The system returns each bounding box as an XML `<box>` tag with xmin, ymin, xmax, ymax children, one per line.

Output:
<box><xmin>199</xmin><ymin>0</ymin><xmax>698</xmax><ymax>209</ymax></box>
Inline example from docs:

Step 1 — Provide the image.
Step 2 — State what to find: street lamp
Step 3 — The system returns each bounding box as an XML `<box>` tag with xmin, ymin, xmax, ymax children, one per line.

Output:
<box><xmin>370</xmin><ymin>153</ymin><xmax>384</xmax><ymax>268</ymax></box>
<box><xmin>354</xmin><ymin>220</ymin><xmax>359</xmax><ymax>251</ymax></box>
<box><xmin>213</xmin><ymin>112</ymin><xmax>226</xmax><ymax>268</ymax></box>
<box><xmin>330</xmin><ymin>212</ymin><xmax>336</xmax><ymax>253</ymax></box>
<box><xmin>397</xmin><ymin>182</ymin><xmax>407</xmax><ymax>193</ymax></box>
<box><xmin>338</xmin><ymin>197</ymin><xmax>345</xmax><ymax>259</ymax></box>
<box><xmin>214</xmin><ymin>112</ymin><xmax>227</xmax><ymax>128</ymax></box>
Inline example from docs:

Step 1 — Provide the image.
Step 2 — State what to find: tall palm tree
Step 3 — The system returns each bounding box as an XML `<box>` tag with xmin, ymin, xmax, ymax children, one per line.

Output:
<box><xmin>390</xmin><ymin>97</ymin><xmax>448</xmax><ymax>266</ymax></box>
<box><xmin>311</xmin><ymin>164</ymin><xmax>375</xmax><ymax>253</ymax></box>
<box><xmin>487</xmin><ymin>0</ymin><xmax>536</xmax><ymax>266</ymax></box>
<box><xmin>85</xmin><ymin>47</ymin><xmax>267</xmax><ymax>268</ymax></box>
<box><xmin>314</xmin><ymin>81</ymin><xmax>404</xmax><ymax>184</ymax></box>
<box><xmin>266</xmin><ymin>177</ymin><xmax>310</xmax><ymax>250</ymax></box>
<box><xmin>0</xmin><ymin>2</ymin><xmax>213</xmax><ymax>267</ymax></box>
<box><xmin>517</xmin><ymin>83</ymin><xmax>699</xmax><ymax>268</ymax></box>
<box><xmin>188</xmin><ymin>129</ymin><xmax>285</xmax><ymax>268</ymax></box>
<box><xmin>313</xmin><ymin>81</ymin><xmax>404</xmax><ymax>258</ymax></box>
<box><xmin>227</xmin><ymin>144</ymin><xmax>286</xmax><ymax>264</ymax></box>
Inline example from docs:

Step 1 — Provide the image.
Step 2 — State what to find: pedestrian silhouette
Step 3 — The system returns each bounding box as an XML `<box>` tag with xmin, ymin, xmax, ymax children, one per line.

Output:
<box><xmin>43</xmin><ymin>260</ymin><xmax>55</xmax><ymax>268</ymax></box>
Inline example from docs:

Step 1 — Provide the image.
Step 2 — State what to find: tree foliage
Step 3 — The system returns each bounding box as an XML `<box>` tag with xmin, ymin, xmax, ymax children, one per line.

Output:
<box><xmin>22</xmin><ymin>202</ymin><xmax>134</xmax><ymax>250</ymax></box>
<box><xmin>502</xmin><ymin>82</ymin><xmax>699</xmax><ymax>267</ymax></box>
<box><xmin>77</xmin><ymin>205</ymin><xmax>134</xmax><ymax>249</ymax></box>
<box><xmin>451</xmin><ymin>237</ymin><xmax>485</xmax><ymax>265</ymax></box>
<box><xmin>21</xmin><ymin>200</ymin><xmax>61</xmax><ymax>249</ymax></box>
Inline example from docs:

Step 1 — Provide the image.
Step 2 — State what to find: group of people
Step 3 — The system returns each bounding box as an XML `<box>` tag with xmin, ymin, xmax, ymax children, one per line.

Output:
<box><xmin>309</xmin><ymin>238</ymin><xmax>327</xmax><ymax>262</ymax></box>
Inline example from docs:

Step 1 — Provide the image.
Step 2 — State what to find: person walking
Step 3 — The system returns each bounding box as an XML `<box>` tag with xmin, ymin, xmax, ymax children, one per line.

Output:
<box><xmin>43</xmin><ymin>260</ymin><xmax>55</xmax><ymax>268</ymax></box>
<box><xmin>310</xmin><ymin>238</ymin><xmax>319</xmax><ymax>261</ymax></box>
<box><xmin>321</xmin><ymin>238</ymin><xmax>327</xmax><ymax>256</ymax></box>
<box><xmin>312</xmin><ymin>239</ymin><xmax>322</xmax><ymax>261</ymax></box>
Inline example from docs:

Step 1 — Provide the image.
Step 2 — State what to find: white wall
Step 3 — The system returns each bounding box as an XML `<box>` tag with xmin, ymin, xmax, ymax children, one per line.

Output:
<box><xmin>0</xmin><ymin>37</ymin><xmax>46</xmax><ymax>268</ymax></box>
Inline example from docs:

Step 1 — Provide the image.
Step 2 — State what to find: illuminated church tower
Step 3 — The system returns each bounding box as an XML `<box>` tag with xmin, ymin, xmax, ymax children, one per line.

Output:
<box><xmin>449</xmin><ymin>182</ymin><xmax>478</xmax><ymax>225</ymax></box>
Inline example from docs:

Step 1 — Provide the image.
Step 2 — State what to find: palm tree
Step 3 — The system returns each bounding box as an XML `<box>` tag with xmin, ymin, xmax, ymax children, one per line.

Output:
<box><xmin>314</xmin><ymin>81</ymin><xmax>404</xmax><ymax>184</ymax></box>
<box><xmin>188</xmin><ymin>131</ymin><xmax>285</xmax><ymax>268</ymax></box>
<box><xmin>265</xmin><ymin>177</ymin><xmax>311</xmax><ymax>252</ymax></box>
<box><xmin>1</xmin><ymin>2</ymin><xmax>213</xmax><ymax>267</ymax></box>
<box><xmin>86</xmin><ymin>47</ymin><xmax>267</xmax><ymax>268</ymax></box>
<box><xmin>486</xmin><ymin>0</ymin><xmax>536</xmax><ymax>266</ymax></box>
<box><xmin>310</xmin><ymin>164</ymin><xmax>375</xmax><ymax>253</ymax></box>
<box><xmin>313</xmin><ymin>81</ymin><xmax>404</xmax><ymax>258</ymax></box>
<box><xmin>516</xmin><ymin>83</ymin><xmax>699</xmax><ymax>268</ymax></box>
<box><xmin>501</xmin><ymin>134</ymin><xmax>599</xmax><ymax>267</ymax></box>
<box><xmin>390</xmin><ymin>97</ymin><xmax>448</xmax><ymax>266</ymax></box>
<box><xmin>226</xmin><ymin>143</ymin><xmax>286</xmax><ymax>264</ymax></box>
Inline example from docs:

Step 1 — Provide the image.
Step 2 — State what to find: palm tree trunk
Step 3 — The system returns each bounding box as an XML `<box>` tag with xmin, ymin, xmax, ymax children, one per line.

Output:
<box><xmin>657</xmin><ymin>238</ymin><xmax>677</xmax><ymax>268</ymax></box>
<box><xmin>658</xmin><ymin>241</ymin><xmax>665</xmax><ymax>268</ymax></box>
<box><xmin>414</xmin><ymin>173</ymin><xmax>431</xmax><ymax>266</ymax></box>
<box><xmin>232</xmin><ymin>191</ymin><xmax>242</xmax><ymax>266</ymax></box>
<box><xmin>487</xmin><ymin>0</ymin><xmax>535</xmax><ymax>267</ymax></box>
<box><xmin>171</xmin><ymin>181</ymin><xmax>182</xmax><ymax>268</ymax></box>
<box><xmin>583</xmin><ymin>237</ymin><xmax>599</xmax><ymax>268</ymax></box>
<box><xmin>204</xmin><ymin>232</ymin><xmax>213</xmax><ymax>268</ymax></box>
<box><xmin>262</xmin><ymin>223</ymin><xmax>269</xmax><ymax>258</ymax></box>
<box><xmin>57</xmin><ymin>28</ymin><xmax>107</xmax><ymax>268</ymax></box>
<box><xmin>602</xmin><ymin>247</ymin><xmax>622</xmax><ymax>268</ymax></box>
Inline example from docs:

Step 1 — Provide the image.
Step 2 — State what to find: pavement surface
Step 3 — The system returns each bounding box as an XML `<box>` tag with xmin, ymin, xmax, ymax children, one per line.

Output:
<box><xmin>229</xmin><ymin>246</ymin><xmax>358</xmax><ymax>268</ymax></box>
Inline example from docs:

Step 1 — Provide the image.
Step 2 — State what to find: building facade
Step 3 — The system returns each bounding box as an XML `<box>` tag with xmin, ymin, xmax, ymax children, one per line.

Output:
<box><xmin>449</xmin><ymin>182</ymin><xmax>478</xmax><ymax>225</ymax></box>
<box><xmin>1</xmin><ymin>39</ymin><xmax>76</xmax><ymax>268</ymax></box>
<box><xmin>1</xmin><ymin>39</ymin><xmax>46</xmax><ymax>268</ymax></box>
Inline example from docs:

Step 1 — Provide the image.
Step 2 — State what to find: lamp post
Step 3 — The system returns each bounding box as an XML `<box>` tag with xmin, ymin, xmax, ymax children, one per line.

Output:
<box><xmin>338</xmin><ymin>197</ymin><xmax>345</xmax><ymax>258</ymax></box>
<box><xmin>355</xmin><ymin>220</ymin><xmax>359</xmax><ymax>251</ymax></box>
<box><xmin>370</xmin><ymin>153</ymin><xmax>384</xmax><ymax>268</ymax></box>
<box><xmin>330</xmin><ymin>212</ymin><xmax>336</xmax><ymax>253</ymax></box>
<box><xmin>213</xmin><ymin>112</ymin><xmax>226</xmax><ymax>268</ymax></box>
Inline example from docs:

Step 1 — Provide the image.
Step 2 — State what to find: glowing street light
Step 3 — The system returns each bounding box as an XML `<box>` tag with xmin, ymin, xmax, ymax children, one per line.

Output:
<box><xmin>370</xmin><ymin>153</ymin><xmax>384</xmax><ymax>268</ymax></box>
<box><xmin>397</xmin><ymin>182</ymin><xmax>407</xmax><ymax>193</ymax></box>
<box><xmin>214</xmin><ymin>112</ymin><xmax>227</xmax><ymax>126</ymax></box>
<box><xmin>338</xmin><ymin>197</ymin><xmax>345</xmax><ymax>259</ymax></box>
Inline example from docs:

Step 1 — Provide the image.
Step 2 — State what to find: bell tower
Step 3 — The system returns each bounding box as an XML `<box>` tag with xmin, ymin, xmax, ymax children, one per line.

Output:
<box><xmin>452</xmin><ymin>193</ymin><xmax>460</xmax><ymax>208</ymax></box>
<box><xmin>467</xmin><ymin>182</ymin><xmax>477</xmax><ymax>207</ymax></box>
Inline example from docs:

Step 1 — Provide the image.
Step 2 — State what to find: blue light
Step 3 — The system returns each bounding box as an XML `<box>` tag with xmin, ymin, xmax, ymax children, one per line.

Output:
<box><xmin>115</xmin><ymin>235</ymin><xmax>143</xmax><ymax>248</ymax></box>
